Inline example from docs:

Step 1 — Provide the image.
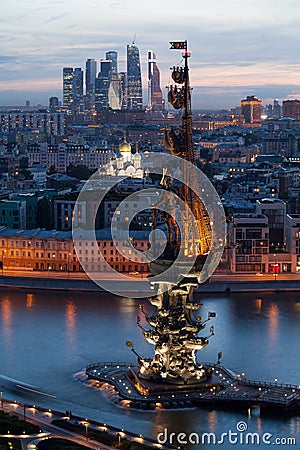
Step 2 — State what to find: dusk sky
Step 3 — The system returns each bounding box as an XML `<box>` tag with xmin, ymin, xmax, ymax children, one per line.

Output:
<box><xmin>1</xmin><ymin>0</ymin><xmax>300</xmax><ymax>108</ymax></box>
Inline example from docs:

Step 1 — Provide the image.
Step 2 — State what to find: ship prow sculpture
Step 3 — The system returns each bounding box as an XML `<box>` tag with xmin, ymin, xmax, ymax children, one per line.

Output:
<box><xmin>132</xmin><ymin>40</ymin><xmax>217</xmax><ymax>386</ymax></box>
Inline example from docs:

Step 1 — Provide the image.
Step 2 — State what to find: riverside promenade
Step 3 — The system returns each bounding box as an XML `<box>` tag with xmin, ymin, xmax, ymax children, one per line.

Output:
<box><xmin>1</xmin><ymin>397</ymin><xmax>173</xmax><ymax>449</ymax></box>
<box><xmin>0</xmin><ymin>270</ymin><xmax>299</xmax><ymax>295</ymax></box>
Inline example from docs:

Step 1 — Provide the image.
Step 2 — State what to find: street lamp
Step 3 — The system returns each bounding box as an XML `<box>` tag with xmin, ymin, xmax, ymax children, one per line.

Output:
<box><xmin>82</xmin><ymin>420</ymin><xmax>89</xmax><ymax>440</ymax></box>
<box><xmin>116</xmin><ymin>431</ymin><xmax>125</xmax><ymax>448</ymax></box>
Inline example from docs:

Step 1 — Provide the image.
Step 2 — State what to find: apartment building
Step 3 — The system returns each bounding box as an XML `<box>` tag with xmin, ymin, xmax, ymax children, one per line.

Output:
<box><xmin>0</xmin><ymin>228</ymin><xmax>149</xmax><ymax>273</ymax></box>
<box><xmin>229</xmin><ymin>213</ymin><xmax>269</xmax><ymax>273</ymax></box>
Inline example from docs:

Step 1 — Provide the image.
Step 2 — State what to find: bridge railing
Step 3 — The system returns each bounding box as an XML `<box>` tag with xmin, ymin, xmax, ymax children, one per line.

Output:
<box><xmin>242</xmin><ymin>379</ymin><xmax>300</xmax><ymax>390</ymax></box>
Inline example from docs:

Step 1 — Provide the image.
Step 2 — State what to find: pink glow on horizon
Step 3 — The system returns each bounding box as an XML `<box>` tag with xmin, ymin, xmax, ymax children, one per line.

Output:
<box><xmin>0</xmin><ymin>78</ymin><xmax>61</xmax><ymax>92</ymax></box>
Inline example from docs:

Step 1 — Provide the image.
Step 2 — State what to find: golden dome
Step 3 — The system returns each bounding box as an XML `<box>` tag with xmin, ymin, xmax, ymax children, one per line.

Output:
<box><xmin>119</xmin><ymin>142</ymin><xmax>131</xmax><ymax>152</ymax></box>
<box><xmin>119</xmin><ymin>131</ymin><xmax>131</xmax><ymax>153</ymax></box>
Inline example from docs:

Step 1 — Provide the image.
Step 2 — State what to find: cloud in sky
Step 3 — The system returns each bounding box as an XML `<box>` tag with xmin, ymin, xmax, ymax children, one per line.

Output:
<box><xmin>1</xmin><ymin>0</ymin><xmax>300</xmax><ymax>107</ymax></box>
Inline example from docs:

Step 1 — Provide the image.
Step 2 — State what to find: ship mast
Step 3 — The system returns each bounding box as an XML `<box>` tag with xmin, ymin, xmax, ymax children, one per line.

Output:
<box><xmin>168</xmin><ymin>40</ymin><xmax>211</xmax><ymax>256</ymax></box>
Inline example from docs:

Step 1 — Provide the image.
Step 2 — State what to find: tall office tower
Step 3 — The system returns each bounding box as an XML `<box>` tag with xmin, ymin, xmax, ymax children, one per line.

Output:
<box><xmin>106</xmin><ymin>51</ymin><xmax>118</xmax><ymax>74</ymax></box>
<box><xmin>85</xmin><ymin>58</ymin><xmax>97</xmax><ymax>111</ymax></box>
<box><xmin>127</xmin><ymin>43</ymin><xmax>143</xmax><ymax>110</ymax></box>
<box><xmin>273</xmin><ymin>99</ymin><xmax>281</xmax><ymax>119</ymax></box>
<box><xmin>108</xmin><ymin>74</ymin><xmax>122</xmax><ymax>109</ymax></box>
<box><xmin>147</xmin><ymin>50</ymin><xmax>163</xmax><ymax>111</ymax></box>
<box><xmin>95</xmin><ymin>59</ymin><xmax>112</xmax><ymax>110</ymax></box>
<box><xmin>282</xmin><ymin>100</ymin><xmax>300</xmax><ymax>120</ymax></box>
<box><xmin>49</xmin><ymin>96</ymin><xmax>59</xmax><ymax>112</ymax></box>
<box><xmin>63</xmin><ymin>67</ymin><xmax>74</xmax><ymax>109</ymax></box>
<box><xmin>73</xmin><ymin>68</ymin><xmax>84</xmax><ymax>107</ymax></box>
<box><xmin>105</xmin><ymin>51</ymin><xmax>121</xmax><ymax>109</ymax></box>
<box><xmin>265</xmin><ymin>104</ymin><xmax>273</xmax><ymax>118</ymax></box>
<box><xmin>241</xmin><ymin>95</ymin><xmax>263</xmax><ymax>123</ymax></box>
<box><xmin>119</xmin><ymin>72</ymin><xmax>127</xmax><ymax>109</ymax></box>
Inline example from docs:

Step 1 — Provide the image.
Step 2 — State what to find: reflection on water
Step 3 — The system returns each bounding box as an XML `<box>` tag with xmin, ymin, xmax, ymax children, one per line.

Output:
<box><xmin>65</xmin><ymin>299</ymin><xmax>77</xmax><ymax>349</ymax></box>
<box><xmin>118</xmin><ymin>297</ymin><xmax>136</xmax><ymax>315</ymax></box>
<box><xmin>255</xmin><ymin>298</ymin><xmax>263</xmax><ymax>313</ymax></box>
<box><xmin>256</xmin><ymin>416</ymin><xmax>262</xmax><ymax>433</ymax></box>
<box><xmin>26</xmin><ymin>293</ymin><xmax>35</xmax><ymax>308</ymax></box>
<box><xmin>268</xmin><ymin>302</ymin><xmax>279</xmax><ymax>342</ymax></box>
<box><xmin>207</xmin><ymin>410</ymin><xmax>217</xmax><ymax>431</ymax></box>
<box><xmin>1</xmin><ymin>297</ymin><xmax>12</xmax><ymax>344</ymax></box>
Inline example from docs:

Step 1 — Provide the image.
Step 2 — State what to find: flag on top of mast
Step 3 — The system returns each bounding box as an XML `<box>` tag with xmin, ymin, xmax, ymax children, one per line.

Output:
<box><xmin>169</xmin><ymin>41</ymin><xmax>187</xmax><ymax>50</ymax></box>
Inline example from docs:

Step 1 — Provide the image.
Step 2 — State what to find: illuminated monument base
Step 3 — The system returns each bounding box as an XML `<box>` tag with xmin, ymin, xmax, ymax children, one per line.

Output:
<box><xmin>85</xmin><ymin>361</ymin><xmax>224</xmax><ymax>410</ymax></box>
<box><xmin>85</xmin><ymin>361</ymin><xmax>300</xmax><ymax>413</ymax></box>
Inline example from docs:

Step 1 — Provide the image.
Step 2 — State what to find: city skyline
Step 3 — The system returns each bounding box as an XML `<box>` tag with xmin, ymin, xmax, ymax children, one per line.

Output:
<box><xmin>1</xmin><ymin>0</ymin><xmax>300</xmax><ymax>108</ymax></box>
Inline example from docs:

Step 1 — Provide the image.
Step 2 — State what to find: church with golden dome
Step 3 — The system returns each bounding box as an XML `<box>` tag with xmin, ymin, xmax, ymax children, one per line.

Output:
<box><xmin>104</xmin><ymin>131</ymin><xmax>144</xmax><ymax>178</ymax></box>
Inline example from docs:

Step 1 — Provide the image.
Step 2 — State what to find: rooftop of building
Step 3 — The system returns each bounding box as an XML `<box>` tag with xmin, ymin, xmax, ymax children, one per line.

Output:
<box><xmin>46</xmin><ymin>173</ymin><xmax>78</xmax><ymax>182</ymax></box>
<box><xmin>234</xmin><ymin>213</ymin><xmax>267</xmax><ymax>219</ymax></box>
<box><xmin>256</xmin><ymin>198</ymin><xmax>286</xmax><ymax>204</ymax></box>
<box><xmin>0</xmin><ymin>227</ymin><xmax>151</xmax><ymax>241</ymax></box>
<box><xmin>0</xmin><ymin>199</ymin><xmax>24</xmax><ymax>205</ymax></box>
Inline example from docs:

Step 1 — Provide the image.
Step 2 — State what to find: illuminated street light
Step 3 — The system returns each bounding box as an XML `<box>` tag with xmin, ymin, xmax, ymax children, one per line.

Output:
<box><xmin>82</xmin><ymin>420</ymin><xmax>89</xmax><ymax>440</ymax></box>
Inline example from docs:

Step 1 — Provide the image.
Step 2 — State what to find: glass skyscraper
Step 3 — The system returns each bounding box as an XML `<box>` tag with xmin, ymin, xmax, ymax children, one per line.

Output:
<box><xmin>119</xmin><ymin>72</ymin><xmax>127</xmax><ymax>110</ymax></box>
<box><xmin>63</xmin><ymin>67</ymin><xmax>73</xmax><ymax>109</ymax></box>
<box><xmin>127</xmin><ymin>44</ymin><xmax>143</xmax><ymax>110</ymax></box>
<box><xmin>95</xmin><ymin>59</ymin><xmax>112</xmax><ymax>110</ymax></box>
<box><xmin>73</xmin><ymin>68</ymin><xmax>83</xmax><ymax>106</ymax></box>
<box><xmin>85</xmin><ymin>58</ymin><xmax>97</xmax><ymax>111</ymax></box>
<box><xmin>147</xmin><ymin>50</ymin><xmax>163</xmax><ymax>111</ymax></box>
<box><xmin>106</xmin><ymin>51</ymin><xmax>118</xmax><ymax>74</ymax></box>
<box><xmin>108</xmin><ymin>74</ymin><xmax>122</xmax><ymax>110</ymax></box>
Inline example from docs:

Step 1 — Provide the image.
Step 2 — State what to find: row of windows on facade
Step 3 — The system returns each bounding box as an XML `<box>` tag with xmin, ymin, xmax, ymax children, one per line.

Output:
<box><xmin>236</xmin><ymin>256</ymin><xmax>263</xmax><ymax>262</ymax></box>
<box><xmin>7</xmin><ymin>262</ymin><xmax>144</xmax><ymax>272</ymax></box>
<box><xmin>1</xmin><ymin>240</ymin><xmax>69</xmax><ymax>249</ymax></box>
<box><xmin>236</xmin><ymin>248</ymin><xmax>269</xmax><ymax>255</ymax></box>
<box><xmin>1</xmin><ymin>240</ymin><xmax>146</xmax><ymax>249</ymax></box>
<box><xmin>5</xmin><ymin>251</ymin><xmax>140</xmax><ymax>261</ymax></box>
<box><xmin>235</xmin><ymin>231</ymin><xmax>269</xmax><ymax>240</ymax></box>
<box><xmin>7</xmin><ymin>251</ymin><xmax>72</xmax><ymax>259</ymax></box>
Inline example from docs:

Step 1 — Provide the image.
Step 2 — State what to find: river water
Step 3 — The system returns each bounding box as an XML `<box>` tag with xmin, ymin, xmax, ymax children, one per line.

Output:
<box><xmin>0</xmin><ymin>287</ymin><xmax>299</xmax><ymax>449</ymax></box>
